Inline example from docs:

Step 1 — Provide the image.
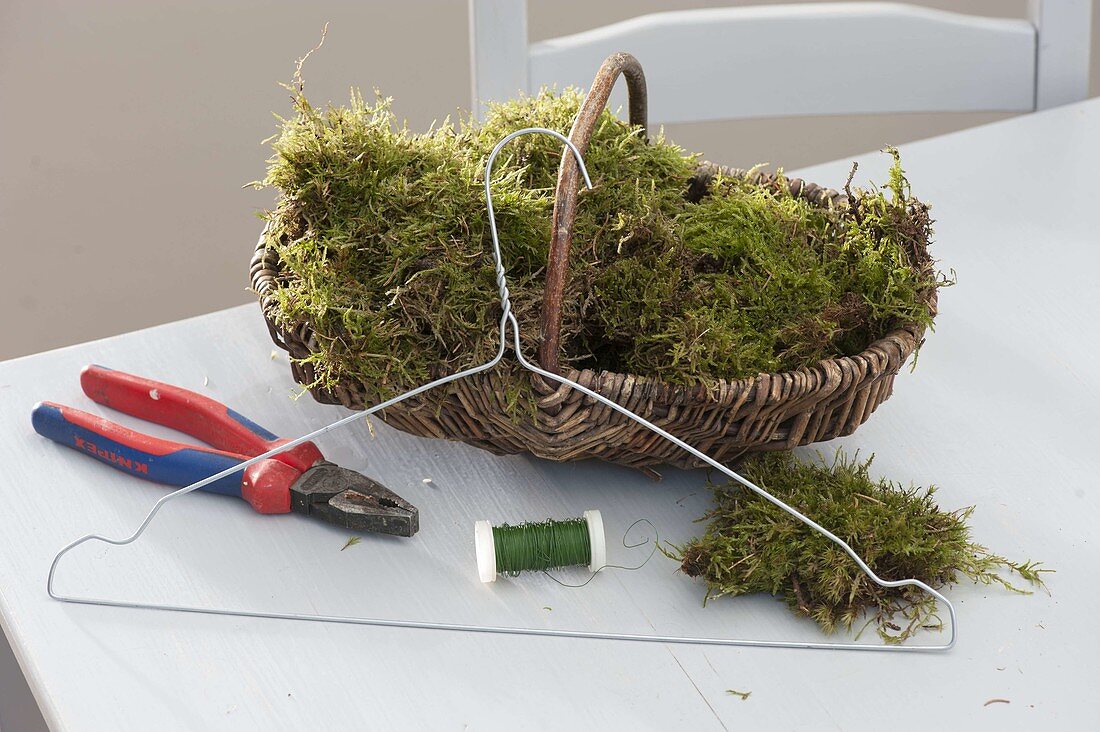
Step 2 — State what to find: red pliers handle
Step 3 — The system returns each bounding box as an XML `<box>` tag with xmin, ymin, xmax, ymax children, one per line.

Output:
<box><xmin>80</xmin><ymin>365</ymin><xmax>324</xmax><ymax>473</ymax></box>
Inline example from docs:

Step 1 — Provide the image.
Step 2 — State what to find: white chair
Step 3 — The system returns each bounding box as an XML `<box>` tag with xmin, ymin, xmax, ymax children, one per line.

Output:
<box><xmin>469</xmin><ymin>1</ymin><xmax>1092</xmax><ymax>122</ymax></box>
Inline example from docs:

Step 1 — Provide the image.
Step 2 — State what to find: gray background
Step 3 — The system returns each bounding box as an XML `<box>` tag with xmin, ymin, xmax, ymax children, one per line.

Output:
<box><xmin>1</xmin><ymin>0</ymin><xmax>1097</xmax><ymax>362</ymax></box>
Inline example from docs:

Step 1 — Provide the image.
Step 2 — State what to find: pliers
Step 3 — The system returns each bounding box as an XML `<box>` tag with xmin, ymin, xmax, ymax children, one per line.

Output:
<box><xmin>31</xmin><ymin>365</ymin><xmax>418</xmax><ymax>537</ymax></box>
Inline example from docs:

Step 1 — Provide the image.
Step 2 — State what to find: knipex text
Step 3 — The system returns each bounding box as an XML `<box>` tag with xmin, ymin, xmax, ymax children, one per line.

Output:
<box><xmin>74</xmin><ymin>436</ymin><xmax>149</xmax><ymax>474</ymax></box>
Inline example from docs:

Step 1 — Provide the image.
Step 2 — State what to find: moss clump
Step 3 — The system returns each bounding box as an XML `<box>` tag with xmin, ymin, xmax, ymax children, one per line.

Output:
<box><xmin>258</xmin><ymin>85</ymin><xmax>943</xmax><ymax>401</ymax></box>
<box><xmin>584</xmin><ymin>164</ymin><xmax>938</xmax><ymax>378</ymax></box>
<box><xmin>669</xmin><ymin>452</ymin><xmax>1048</xmax><ymax>643</ymax></box>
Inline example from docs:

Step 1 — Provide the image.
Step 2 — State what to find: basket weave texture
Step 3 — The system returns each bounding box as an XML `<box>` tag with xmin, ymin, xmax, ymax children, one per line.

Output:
<box><xmin>250</xmin><ymin>53</ymin><xmax>935</xmax><ymax>470</ymax></box>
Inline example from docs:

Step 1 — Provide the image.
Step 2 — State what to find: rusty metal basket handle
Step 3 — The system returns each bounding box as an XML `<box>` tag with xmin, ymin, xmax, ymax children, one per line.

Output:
<box><xmin>537</xmin><ymin>52</ymin><xmax>649</xmax><ymax>374</ymax></box>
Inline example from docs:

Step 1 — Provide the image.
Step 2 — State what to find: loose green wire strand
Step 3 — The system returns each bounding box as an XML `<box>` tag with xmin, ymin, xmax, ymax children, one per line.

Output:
<box><xmin>492</xmin><ymin>518</ymin><xmax>592</xmax><ymax>575</ymax></box>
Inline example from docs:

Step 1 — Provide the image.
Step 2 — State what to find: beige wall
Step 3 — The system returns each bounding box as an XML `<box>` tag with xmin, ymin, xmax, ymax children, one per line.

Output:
<box><xmin>1</xmin><ymin>0</ymin><xmax>1097</xmax><ymax>361</ymax></box>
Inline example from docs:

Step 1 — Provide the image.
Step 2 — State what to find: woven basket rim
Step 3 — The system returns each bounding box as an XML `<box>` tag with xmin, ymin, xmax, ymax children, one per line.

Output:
<box><xmin>250</xmin><ymin>162</ymin><xmax>936</xmax><ymax>411</ymax></box>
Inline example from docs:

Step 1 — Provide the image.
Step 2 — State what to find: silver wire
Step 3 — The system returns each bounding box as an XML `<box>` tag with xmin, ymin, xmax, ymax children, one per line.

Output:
<box><xmin>48</xmin><ymin>127</ymin><xmax>955</xmax><ymax>652</ymax></box>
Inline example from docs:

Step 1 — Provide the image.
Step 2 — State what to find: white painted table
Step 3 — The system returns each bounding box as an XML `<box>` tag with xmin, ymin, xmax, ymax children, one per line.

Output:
<box><xmin>2</xmin><ymin>99</ymin><xmax>1098</xmax><ymax>731</ymax></box>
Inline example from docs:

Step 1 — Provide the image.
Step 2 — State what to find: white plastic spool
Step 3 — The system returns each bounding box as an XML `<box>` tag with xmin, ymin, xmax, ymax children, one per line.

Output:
<box><xmin>475</xmin><ymin>510</ymin><xmax>606</xmax><ymax>583</ymax></box>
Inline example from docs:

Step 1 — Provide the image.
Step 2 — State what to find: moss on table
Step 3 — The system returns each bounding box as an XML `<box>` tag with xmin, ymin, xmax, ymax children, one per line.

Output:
<box><xmin>668</xmin><ymin>451</ymin><xmax>1048</xmax><ymax>643</ymax></box>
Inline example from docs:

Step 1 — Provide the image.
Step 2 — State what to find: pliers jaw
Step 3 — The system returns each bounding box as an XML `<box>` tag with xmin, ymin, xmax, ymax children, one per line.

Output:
<box><xmin>290</xmin><ymin>462</ymin><xmax>419</xmax><ymax>537</ymax></box>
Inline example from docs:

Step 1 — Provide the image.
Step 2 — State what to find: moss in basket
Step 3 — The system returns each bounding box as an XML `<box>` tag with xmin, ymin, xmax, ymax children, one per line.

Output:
<box><xmin>257</xmin><ymin>84</ymin><xmax>945</xmax><ymax>402</ymax></box>
<box><xmin>666</xmin><ymin>451</ymin><xmax>1049</xmax><ymax>643</ymax></box>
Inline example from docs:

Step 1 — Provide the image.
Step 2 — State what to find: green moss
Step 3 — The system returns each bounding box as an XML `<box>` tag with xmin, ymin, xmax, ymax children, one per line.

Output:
<box><xmin>258</xmin><ymin>85</ymin><xmax>943</xmax><ymax>401</ymax></box>
<box><xmin>470</xmin><ymin>89</ymin><xmax>696</xmax><ymax>264</ymax></box>
<box><xmin>262</xmin><ymin>91</ymin><xmax>545</xmax><ymax>393</ymax></box>
<box><xmin>668</xmin><ymin>451</ymin><xmax>1048</xmax><ymax>643</ymax></box>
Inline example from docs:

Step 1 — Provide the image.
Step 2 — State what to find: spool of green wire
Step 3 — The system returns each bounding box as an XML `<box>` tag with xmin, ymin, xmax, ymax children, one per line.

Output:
<box><xmin>474</xmin><ymin>510</ymin><xmax>606</xmax><ymax>583</ymax></box>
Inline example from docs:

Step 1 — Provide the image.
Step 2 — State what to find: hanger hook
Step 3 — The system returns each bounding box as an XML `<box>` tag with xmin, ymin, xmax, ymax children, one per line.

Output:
<box><xmin>483</xmin><ymin>127</ymin><xmax>593</xmax><ymax>316</ymax></box>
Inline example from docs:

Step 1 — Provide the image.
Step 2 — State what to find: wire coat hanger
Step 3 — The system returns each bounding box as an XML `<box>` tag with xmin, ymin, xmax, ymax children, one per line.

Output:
<box><xmin>48</xmin><ymin>128</ymin><xmax>955</xmax><ymax>652</ymax></box>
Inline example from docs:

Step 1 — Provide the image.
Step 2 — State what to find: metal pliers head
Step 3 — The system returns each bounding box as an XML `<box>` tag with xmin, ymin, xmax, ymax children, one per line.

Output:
<box><xmin>290</xmin><ymin>462</ymin><xmax>419</xmax><ymax>537</ymax></box>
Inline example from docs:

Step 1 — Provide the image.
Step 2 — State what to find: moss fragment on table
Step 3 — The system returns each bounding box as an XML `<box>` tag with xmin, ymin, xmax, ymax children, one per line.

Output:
<box><xmin>669</xmin><ymin>451</ymin><xmax>1049</xmax><ymax>643</ymax></box>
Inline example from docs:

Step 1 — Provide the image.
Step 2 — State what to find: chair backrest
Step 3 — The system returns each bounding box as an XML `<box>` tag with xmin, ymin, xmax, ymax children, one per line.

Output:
<box><xmin>469</xmin><ymin>0</ymin><xmax>1092</xmax><ymax>123</ymax></box>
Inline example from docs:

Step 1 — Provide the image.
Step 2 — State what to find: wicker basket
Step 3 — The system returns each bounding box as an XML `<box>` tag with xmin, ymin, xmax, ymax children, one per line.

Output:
<box><xmin>250</xmin><ymin>53</ymin><xmax>935</xmax><ymax>470</ymax></box>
